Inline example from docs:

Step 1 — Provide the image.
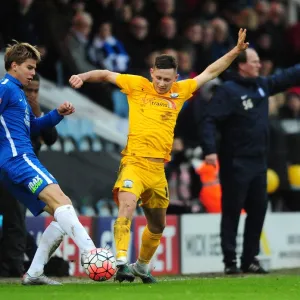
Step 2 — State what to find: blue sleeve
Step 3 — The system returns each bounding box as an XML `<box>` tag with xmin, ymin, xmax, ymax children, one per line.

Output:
<box><xmin>263</xmin><ymin>64</ymin><xmax>300</xmax><ymax>96</ymax></box>
<box><xmin>30</xmin><ymin>109</ymin><xmax>64</xmax><ymax>135</ymax></box>
<box><xmin>0</xmin><ymin>86</ymin><xmax>10</xmax><ymax>115</ymax></box>
<box><xmin>200</xmin><ymin>87</ymin><xmax>235</xmax><ymax>155</ymax></box>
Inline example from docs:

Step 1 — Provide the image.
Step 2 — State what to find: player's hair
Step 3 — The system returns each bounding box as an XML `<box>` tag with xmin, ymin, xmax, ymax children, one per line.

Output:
<box><xmin>154</xmin><ymin>54</ymin><xmax>178</xmax><ymax>70</ymax></box>
<box><xmin>230</xmin><ymin>50</ymin><xmax>247</xmax><ymax>71</ymax></box>
<box><xmin>4</xmin><ymin>41</ymin><xmax>41</xmax><ymax>71</ymax></box>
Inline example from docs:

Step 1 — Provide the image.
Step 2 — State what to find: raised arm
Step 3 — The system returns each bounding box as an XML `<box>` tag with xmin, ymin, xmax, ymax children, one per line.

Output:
<box><xmin>193</xmin><ymin>28</ymin><xmax>249</xmax><ymax>90</ymax></box>
<box><xmin>69</xmin><ymin>70</ymin><xmax>120</xmax><ymax>89</ymax></box>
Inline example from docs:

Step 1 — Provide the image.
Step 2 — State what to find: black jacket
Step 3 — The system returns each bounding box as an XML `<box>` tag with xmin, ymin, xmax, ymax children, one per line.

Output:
<box><xmin>201</xmin><ymin>65</ymin><xmax>300</xmax><ymax>159</ymax></box>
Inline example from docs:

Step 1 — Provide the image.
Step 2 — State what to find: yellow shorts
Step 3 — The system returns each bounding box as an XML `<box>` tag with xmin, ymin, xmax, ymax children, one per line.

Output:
<box><xmin>113</xmin><ymin>156</ymin><xmax>169</xmax><ymax>209</ymax></box>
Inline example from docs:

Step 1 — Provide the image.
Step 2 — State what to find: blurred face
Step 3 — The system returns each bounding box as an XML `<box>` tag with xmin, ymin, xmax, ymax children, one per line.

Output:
<box><xmin>260</xmin><ymin>60</ymin><xmax>273</xmax><ymax>76</ymax></box>
<box><xmin>172</xmin><ymin>137</ymin><xmax>184</xmax><ymax>152</ymax></box>
<box><xmin>131</xmin><ymin>0</ymin><xmax>144</xmax><ymax>11</ymax></box>
<box><xmin>80</xmin><ymin>19</ymin><xmax>92</xmax><ymax>37</ymax></box>
<box><xmin>99</xmin><ymin>23</ymin><xmax>111</xmax><ymax>39</ymax></box>
<box><xmin>287</xmin><ymin>95</ymin><xmax>300</xmax><ymax>113</ymax></box>
<box><xmin>178</xmin><ymin>52</ymin><xmax>192</xmax><ymax>72</ymax></box>
<box><xmin>150</xmin><ymin>67</ymin><xmax>178</xmax><ymax>94</ymax></box>
<box><xmin>160</xmin><ymin>18</ymin><xmax>176</xmax><ymax>39</ymax></box>
<box><xmin>24</xmin><ymin>80</ymin><xmax>39</xmax><ymax>103</ymax></box>
<box><xmin>131</xmin><ymin>19</ymin><xmax>148</xmax><ymax>40</ymax></box>
<box><xmin>203</xmin><ymin>26</ymin><xmax>214</xmax><ymax>45</ymax></box>
<box><xmin>203</xmin><ymin>0</ymin><xmax>217</xmax><ymax>14</ymax></box>
<box><xmin>11</xmin><ymin>58</ymin><xmax>36</xmax><ymax>86</ymax></box>
<box><xmin>257</xmin><ymin>34</ymin><xmax>271</xmax><ymax>50</ymax></box>
<box><xmin>186</xmin><ymin>24</ymin><xmax>203</xmax><ymax>44</ymax></box>
<box><xmin>121</xmin><ymin>5</ymin><xmax>132</xmax><ymax>22</ymax></box>
<box><xmin>239</xmin><ymin>49</ymin><xmax>261</xmax><ymax>78</ymax></box>
<box><xmin>213</xmin><ymin>23</ymin><xmax>228</xmax><ymax>42</ymax></box>
<box><xmin>157</xmin><ymin>0</ymin><xmax>174</xmax><ymax>14</ymax></box>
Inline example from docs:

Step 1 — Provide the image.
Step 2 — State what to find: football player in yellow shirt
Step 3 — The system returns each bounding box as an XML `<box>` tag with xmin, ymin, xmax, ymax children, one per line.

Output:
<box><xmin>69</xmin><ymin>28</ymin><xmax>248</xmax><ymax>284</ymax></box>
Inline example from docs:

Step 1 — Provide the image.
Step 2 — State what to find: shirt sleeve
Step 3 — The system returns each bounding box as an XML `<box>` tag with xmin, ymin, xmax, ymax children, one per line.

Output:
<box><xmin>177</xmin><ymin>79</ymin><xmax>198</xmax><ymax>101</ymax></box>
<box><xmin>0</xmin><ymin>86</ymin><xmax>10</xmax><ymax>115</ymax></box>
<box><xmin>30</xmin><ymin>109</ymin><xmax>64</xmax><ymax>136</ymax></box>
<box><xmin>115</xmin><ymin>74</ymin><xmax>142</xmax><ymax>94</ymax></box>
<box><xmin>263</xmin><ymin>64</ymin><xmax>300</xmax><ymax>96</ymax></box>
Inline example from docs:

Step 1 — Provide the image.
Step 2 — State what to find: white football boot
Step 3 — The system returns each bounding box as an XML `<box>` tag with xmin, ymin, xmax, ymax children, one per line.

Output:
<box><xmin>22</xmin><ymin>273</ymin><xmax>62</xmax><ymax>285</ymax></box>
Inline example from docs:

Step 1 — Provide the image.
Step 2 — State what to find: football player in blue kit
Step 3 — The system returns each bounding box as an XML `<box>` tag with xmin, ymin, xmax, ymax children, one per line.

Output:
<box><xmin>0</xmin><ymin>41</ymin><xmax>96</xmax><ymax>285</ymax></box>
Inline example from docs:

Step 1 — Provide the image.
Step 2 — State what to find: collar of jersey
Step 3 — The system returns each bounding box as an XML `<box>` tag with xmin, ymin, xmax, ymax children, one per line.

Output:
<box><xmin>5</xmin><ymin>73</ymin><xmax>23</xmax><ymax>88</ymax></box>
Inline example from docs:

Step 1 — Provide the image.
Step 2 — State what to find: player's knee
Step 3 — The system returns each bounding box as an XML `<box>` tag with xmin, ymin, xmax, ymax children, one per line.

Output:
<box><xmin>118</xmin><ymin>192</ymin><xmax>137</xmax><ymax>219</ymax></box>
<box><xmin>58</xmin><ymin>195</ymin><xmax>72</xmax><ymax>206</ymax></box>
<box><xmin>148</xmin><ymin>223</ymin><xmax>165</xmax><ymax>234</ymax></box>
<box><xmin>118</xmin><ymin>200</ymin><xmax>136</xmax><ymax>218</ymax></box>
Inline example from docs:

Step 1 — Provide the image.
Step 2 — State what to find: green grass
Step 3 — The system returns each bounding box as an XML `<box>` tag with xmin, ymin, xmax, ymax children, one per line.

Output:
<box><xmin>1</xmin><ymin>275</ymin><xmax>300</xmax><ymax>300</ymax></box>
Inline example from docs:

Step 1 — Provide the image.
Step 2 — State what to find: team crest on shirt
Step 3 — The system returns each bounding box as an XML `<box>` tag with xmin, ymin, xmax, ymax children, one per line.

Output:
<box><xmin>170</xmin><ymin>93</ymin><xmax>179</xmax><ymax>98</ymax></box>
<box><xmin>123</xmin><ymin>179</ymin><xmax>133</xmax><ymax>188</ymax></box>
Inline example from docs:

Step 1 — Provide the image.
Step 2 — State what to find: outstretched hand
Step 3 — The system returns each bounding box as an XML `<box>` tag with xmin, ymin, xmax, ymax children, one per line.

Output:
<box><xmin>236</xmin><ymin>28</ymin><xmax>249</xmax><ymax>52</ymax></box>
<box><xmin>57</xmin><ymin>101</ymin><xmax>75</xmax><ymax>116</ymax></box>
<box><xmin>69</xmin><ymin>75</ymin><xmax>83</xmax><ymax>89</ymax></box>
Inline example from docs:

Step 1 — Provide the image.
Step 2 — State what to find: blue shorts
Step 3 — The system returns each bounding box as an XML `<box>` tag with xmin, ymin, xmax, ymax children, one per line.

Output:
<box><xmin>0</xmin><ymin>153</ymin><xmax>58</xmax><ymax>216</ymax></box>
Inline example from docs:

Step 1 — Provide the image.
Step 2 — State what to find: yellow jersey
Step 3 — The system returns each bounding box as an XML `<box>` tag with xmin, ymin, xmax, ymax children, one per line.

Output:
<box><xmin>116</xmin><ymin>74</ymin><xmax>198</xmax><ymax>161</ymax></box>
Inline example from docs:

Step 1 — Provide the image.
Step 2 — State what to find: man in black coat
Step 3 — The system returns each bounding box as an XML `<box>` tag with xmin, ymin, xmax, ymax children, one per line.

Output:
<box><xmin>201</xmin><ymin>48</ymin><xmax>300</xmax><ymax>274</ymax></box>
<box><xmin>0</xmin><ymin>74</ymin><xmax>58</xmax><ymax>277</ymax></box>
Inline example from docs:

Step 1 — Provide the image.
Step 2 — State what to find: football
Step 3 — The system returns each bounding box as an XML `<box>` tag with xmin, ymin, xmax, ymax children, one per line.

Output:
<box><xmin>83</xmin><ymin>248</ymin><xmax>117</xmax><ymax>281</ymax></box>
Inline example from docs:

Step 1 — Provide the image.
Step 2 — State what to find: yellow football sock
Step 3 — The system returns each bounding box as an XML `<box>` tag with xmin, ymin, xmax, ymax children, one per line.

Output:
<box><xmin>113</xmin><ymin>217</ymin><xmax>131</xmax><ymax>262</ymax></box>
<box><xmin>138</xmin><ymin>225</ymin><xmax>162</xmax><ymax>264</ymax></box>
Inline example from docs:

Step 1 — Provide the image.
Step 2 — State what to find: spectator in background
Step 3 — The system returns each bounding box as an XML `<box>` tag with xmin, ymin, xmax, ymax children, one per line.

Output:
<box><xmin>88</xmin><ymin>22</ymin><xmax>129</xmax><ymax>72</ymax></box>
<box><xmin>147</xmin><ymin>0</ymin><xmax>178</xmax><ymax>34</ymax></box>
<box><xmin>268</xmin><ymin>95</ymin><xmax>289</xmax><ymax>211</ymax></box>
<box><xmin>130</xmin><ymin>0</ymin><xmax>147</xmax><ymax>17</ymax></box>
<box><xmin>166</xmin><ymin>137</ymin><xmax>192</xmax><ymax>215</ymax></box>
<box><xmin>278</xmin><ymin>88</ymin><xmax>300</xmax><ymax>211</ymax></box>
<box><xmin>64</xmin><ymin>11</ymin><xmax>113</xmax><ymax>110</ymax></box>
<box><xmin>65</xmin><ymin>11</ymin><xmax>95</xmax><ymax>74</ymax></box>
<box><xmin>122</xmin><ymin>16</ymin><xmax>150</xmax><ymax>75</ymax></box>
<box><xmin>200</xmin><ymin>0</ymin><xmax>218</xmax><ymax>21</ymax></box>
<box><xmin>279</xmin><ymin>88</ymin><xmax>300</xmax><ymax>167</ymax></box>
<box><xmin>195</xmin><ymin>23</ymin><xmax>215</xmax><ymax>72</ymax></box>
<box><xmin>195</xmin><ymin>159</ymin><xmax>222</xmax><ymax>213</ymax></box>
<box><xmin>279</xmin><ymin>88</ymin><xmax>300</xmax><ymax>119</ymax></box>
<box><xmin>211</xmin><ymin>18</ymin><xmax>235</xmax><ymax>61</ymax></box>
<box><xmin>255</xmin><ymin>0</ymin><xmax>270</xmax><ymax>28</ymax></box>
<box><xmin>177</xmin><ymin>49</ymin><xmax>196</xmax><ymax>80</ymax></box>
<box><xmin>182</xmin><ymin>20</ymin><xmax>204</xmax><ymax>72</ymax></box>
<box><xmin>88</xmin><ymin>21</ymin><xmax>130</xmax><ymax>118</ymax></box>
<box><xmin>86</xmin><ymin>0</ymin><xmax>115</xmax><ymax>36</ymax></box>
<box><xmin>31</xmin><ymin>0</ymin><xmax>74</xmax><ymax>83</ymax></box>
<box><xmin>154</xmin><ymin>17</ymin><xmax>181</xmax><ymax>50</ymax></box>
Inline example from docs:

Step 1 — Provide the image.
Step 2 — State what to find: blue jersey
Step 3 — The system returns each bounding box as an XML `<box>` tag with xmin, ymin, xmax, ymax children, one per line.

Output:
<box><xmin>0</xmin><ymin>73</ymin><xmax>64</xmax><ymax>167</ymax></box>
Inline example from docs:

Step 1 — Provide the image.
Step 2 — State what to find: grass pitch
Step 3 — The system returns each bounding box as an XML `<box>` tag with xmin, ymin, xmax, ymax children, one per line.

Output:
<box><xmin>1</xmin><ymin>273</ymin><xmax>300</xmax><ymax>300</ymax></box>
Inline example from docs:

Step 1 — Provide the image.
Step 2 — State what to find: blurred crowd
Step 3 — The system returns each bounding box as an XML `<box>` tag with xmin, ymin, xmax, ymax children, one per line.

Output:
<box><xmin>1</xmin><ymin>0</ymin><xmax>300</xmax><ymax>214</ymax></box>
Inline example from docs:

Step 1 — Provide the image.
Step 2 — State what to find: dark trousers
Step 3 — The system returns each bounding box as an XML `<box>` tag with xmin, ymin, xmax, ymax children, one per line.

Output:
<box><xmin>219</xmin><ymin>156</ymin><xmax>268</xmax><ymax>267</ymax></box>
<box><xmin>0</xmin><ymin>184</ymin><xmax>37</xmax><ymax>277</ymax></box>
